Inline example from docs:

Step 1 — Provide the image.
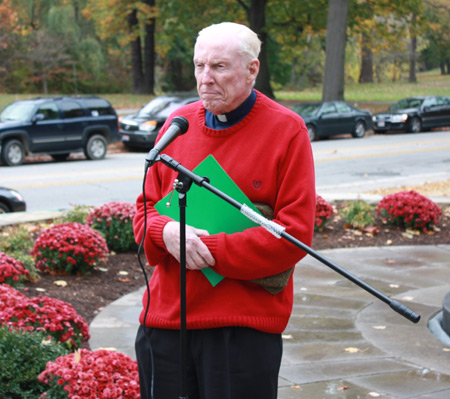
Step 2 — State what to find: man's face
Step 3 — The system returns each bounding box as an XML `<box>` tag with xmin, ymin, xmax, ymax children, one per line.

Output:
<box><xmin>194</xmin><ymin>36</ymin><xmax>259</xmax><ymax>115</ymax></box>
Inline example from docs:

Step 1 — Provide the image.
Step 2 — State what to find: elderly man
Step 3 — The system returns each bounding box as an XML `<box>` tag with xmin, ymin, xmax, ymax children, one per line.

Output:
<box><xmin>134</xmin><ymin>22</ymin><xmax>315</xmax><ymax>399</ymax></box>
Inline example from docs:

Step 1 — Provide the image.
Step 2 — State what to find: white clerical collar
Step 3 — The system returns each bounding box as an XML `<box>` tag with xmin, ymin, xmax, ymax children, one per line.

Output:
<box><xmin>217</xmin><ymin>114</ymin><xmax>227</xmax><ymax>122</ymax></box>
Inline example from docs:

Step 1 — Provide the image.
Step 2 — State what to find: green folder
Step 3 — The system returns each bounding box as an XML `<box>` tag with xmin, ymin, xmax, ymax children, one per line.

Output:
<box><xmin>154</xmin><ymin>154</ymin><xmax>261</xmax><ymax>286</ymax></box>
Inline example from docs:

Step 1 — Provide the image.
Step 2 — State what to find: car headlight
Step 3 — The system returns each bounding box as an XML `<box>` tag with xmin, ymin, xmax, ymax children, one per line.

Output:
<box><xmin>140</xmin><ymin>121</ymin><xmax>157</xmax><ymax>132</ymax></box>
<box><xmin>10</xmin><ymin>190</ymin><xmax>24</xmax><ymax>202</ymax></box>
<box><xmin>372</xmin><ymin>116</ymin><xmax>377</xmax><ymax>122</ymax></box>
<box><xmin>391</xmin><ymin>114</ymin><xmax>408</xmax><ymax>123</ymax></box>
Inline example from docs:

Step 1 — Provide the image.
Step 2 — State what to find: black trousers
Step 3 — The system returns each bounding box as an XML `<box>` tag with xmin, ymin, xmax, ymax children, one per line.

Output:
<box><xmin>135</xmin><ymin>325</ymin><xmax>283</xmax><ymax>399</ymax></box>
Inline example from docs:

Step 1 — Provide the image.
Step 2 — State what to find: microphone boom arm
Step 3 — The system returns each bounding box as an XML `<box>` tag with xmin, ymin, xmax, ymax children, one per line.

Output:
<box><xmin>157</xmin><ymin>154</ymin><xmax>421</xmax><ymax>324</ymax></box>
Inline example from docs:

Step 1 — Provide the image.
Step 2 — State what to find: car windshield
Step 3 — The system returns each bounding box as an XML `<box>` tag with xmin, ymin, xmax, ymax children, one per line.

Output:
<box><xmin>389</xmin><ymin>98</ymin><xmax>424</xmax><ymax>112</ymax></box>
<box><xmin>138</xmin><ymin>97</ymin><xmax>183</xmax><ymax>118</ymax></box>
<box><xmin>0</xmin><ymin>102</ymin><xmax>36</xmax><ymax>122</ymax></box>
<box><xmin>292</xmin><ymin>103</ymin><xmax>321</xmax><ymax>117</ymax></box>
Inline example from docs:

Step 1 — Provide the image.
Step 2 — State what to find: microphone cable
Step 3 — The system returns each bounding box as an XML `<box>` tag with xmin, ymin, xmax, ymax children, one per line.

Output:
<box><xmin>137</xmin><ymin>162</ymin><xmax>155</xmax><ymax>399</ymax></box>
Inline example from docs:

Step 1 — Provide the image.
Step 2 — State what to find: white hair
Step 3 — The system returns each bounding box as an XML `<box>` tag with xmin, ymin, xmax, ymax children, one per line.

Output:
<box><xmin>196</xmin><ymin>22</ymin><xmax>261</xmax><ymax>63</ymax></box>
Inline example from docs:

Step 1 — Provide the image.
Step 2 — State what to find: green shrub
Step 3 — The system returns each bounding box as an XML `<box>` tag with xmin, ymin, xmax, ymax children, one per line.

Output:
<box><xmin>59</xmin><ymin>204</ymin><xmax>93</xmax><ymax>224</ymax></box>
<box><xmin>86</xmin><ymin>202</ymin><xmax>138</xmax><ymax>252</ymax></box>
<box><xmin>0</xmin><ymin>326</ymin><xmax>68</xmax><ymax>399</ymax></box>
<box><xmin>341</xmin><ymin>200</ymin><xmax>376</xmax><ymax>229</ymax></box>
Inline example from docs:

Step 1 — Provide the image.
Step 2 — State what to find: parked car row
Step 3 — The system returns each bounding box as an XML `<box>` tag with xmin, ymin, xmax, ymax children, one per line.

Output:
<box><xmin>117</xmin><ymin>94</ymin><xmax>450</xmax><ymax>146</ymax></box>
<box><xmin>0</xmin><ymin>96</ymin><xmax>119</xmax><ymax>166</ymax></box>
<box><xmin>1</xmin><ymin>94</ymin><xmax>450</xmax><ymax>163</ymax></box>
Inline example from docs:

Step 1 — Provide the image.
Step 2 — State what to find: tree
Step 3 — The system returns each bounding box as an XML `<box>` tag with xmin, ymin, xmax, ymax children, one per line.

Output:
<box><xmin>236</xmin><ymin>0</ymin><xmax>274</xmax><ymax>98</ymax></box>
<box><xmin>83</xmin><ymin>0</ymin><xmax>157</xmax><ymax>94</ymax></box>
<box><xmin>422</xmin><ymin>0</ymin><xmax>450</xmax><ymax>74</ymax></box>
<box><xmin>322</xmin><ymin>0</ymin><xmax>350</xmax><ymax>101</ymax></box>
<box><xmin>25</xmin><ymin>30</ymin><xmax>71</xmax><ymax>93</ymax></box>
<box><xmin>0</xmin><ymin>0</ymin><xmax>20</xmax><ymax>74</ymax></box>
<box><xmin>267</xmin><ymin>0</ymin><xmax>328</xmax><ymax>90</ymax></box>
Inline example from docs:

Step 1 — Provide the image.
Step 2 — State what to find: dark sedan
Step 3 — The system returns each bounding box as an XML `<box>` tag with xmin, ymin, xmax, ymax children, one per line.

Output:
<box><xmin>292</xmin><ymin>101</ymin><xmax>372</xmax><ymax>141</ymax></box>
<box><xmin>0</xmin><ymin>187</ymin><xmax>26</xmax><ymax>213</ymax></box>
<box><xmin>372</xmin><ymin>96</ymin><xmax>450</xmax><ymax>134</ymax></box>
<box><xmin>119</xmin><ymin>92</ymin><xmax>199</xmax><ymax>151</ymax></box>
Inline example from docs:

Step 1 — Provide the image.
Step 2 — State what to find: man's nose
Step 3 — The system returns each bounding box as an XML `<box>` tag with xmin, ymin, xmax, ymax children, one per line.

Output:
<box><xmin>201</xmin><ymin>66</ymin><xmax>214</xmax><ymax>84</ymax></box>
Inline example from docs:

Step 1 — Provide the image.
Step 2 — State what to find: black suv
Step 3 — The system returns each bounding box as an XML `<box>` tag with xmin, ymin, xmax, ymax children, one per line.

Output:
<box><xmin>0</xmin><ymin>96</ymin><xmax>119</xmax><ymax>166</ymax></box>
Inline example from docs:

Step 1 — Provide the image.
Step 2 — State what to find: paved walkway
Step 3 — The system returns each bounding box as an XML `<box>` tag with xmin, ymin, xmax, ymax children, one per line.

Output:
<box><xmin>90</xmin><ymin>244</ymin><xmax>450</xmax><ymax>398</ymax></box>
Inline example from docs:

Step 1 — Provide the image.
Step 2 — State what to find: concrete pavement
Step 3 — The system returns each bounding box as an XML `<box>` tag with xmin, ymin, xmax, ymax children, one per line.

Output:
<box><xmin>90</xmin><ymin>244</ymin><xmax>450</xmax><ymax>398</ymax></box>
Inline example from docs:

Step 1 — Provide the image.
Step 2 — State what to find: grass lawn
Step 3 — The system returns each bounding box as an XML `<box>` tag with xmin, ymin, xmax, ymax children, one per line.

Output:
<box><xmin>1</xmin><ymin>69</ymin><xmax>449</xmax><ymax>113</ymax></box>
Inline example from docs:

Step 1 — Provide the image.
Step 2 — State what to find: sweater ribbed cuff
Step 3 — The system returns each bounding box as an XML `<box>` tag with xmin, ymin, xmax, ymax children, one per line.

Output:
<box><xmin>149</xmin><ymin>215</ymin><xmax>173</xmax><ymax>249</ymax></box>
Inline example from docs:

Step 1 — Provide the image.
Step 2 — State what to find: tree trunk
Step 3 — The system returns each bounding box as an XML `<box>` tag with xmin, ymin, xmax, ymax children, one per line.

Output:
<box><xmin>143</xmin><ymin>0</ymin><xmax>155</xmax><ymax>95</ymax></box>
<box><xmin>240</xmin><ymin>0</ymin><xmax>275</xmax><ymax>99</ymax></box>
<box><xmin>408</xmin><ymin>13</ymin><xmax>417</xmax><ymax>83</ymax></box>
<box><xmin>322</xmin><ymin>0</ymin><xmax>350</xmax><ymax>101</ymax></box>
<box><xmin>42</xmin><ymin>75</ymin><xmax>48</xmax><ymax>95</ymax></box>
<box><xmin>127</xmin><ymin>9</ymin><xmax>144</xmax><ymax>94</ymax></box>
<box><xmin>358</xmin><ymin>35</ymin><xmax>373</xmax><ymax>83</ymax></box>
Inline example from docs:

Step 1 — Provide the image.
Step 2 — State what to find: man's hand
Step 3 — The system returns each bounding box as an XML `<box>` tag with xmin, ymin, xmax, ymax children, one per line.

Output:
<box><xmin>163</xmin><ymin>221</ymin><xmax>216</xmax><ymax>270</ymax></box>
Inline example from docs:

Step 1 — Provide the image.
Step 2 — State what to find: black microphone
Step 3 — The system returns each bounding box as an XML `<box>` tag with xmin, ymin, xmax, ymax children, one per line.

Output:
<box><xmin>145</xmin><ymin>116</ymin><xmax>189</xmax><ymax>166</ymax></box>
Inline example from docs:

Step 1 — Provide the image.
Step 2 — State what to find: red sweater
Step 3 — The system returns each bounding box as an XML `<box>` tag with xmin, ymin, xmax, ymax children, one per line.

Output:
<box><xmin>133</xmin><ymin>91</ymin><xmax>315</xmax><ymax>334</ymax></box>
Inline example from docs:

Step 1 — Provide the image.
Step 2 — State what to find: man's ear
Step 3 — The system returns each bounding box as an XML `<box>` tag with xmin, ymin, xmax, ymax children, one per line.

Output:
<box><xmin>248</xmin><ymin>59</ymin><xmax>260</xmax><ymax>82</ymax></box>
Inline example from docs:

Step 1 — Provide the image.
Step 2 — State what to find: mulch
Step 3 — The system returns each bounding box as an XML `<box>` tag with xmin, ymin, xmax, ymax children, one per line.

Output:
<box><xmin>20</xmin><ymin>203</ymin><xmax>449</xmax><ymax>329</ymax></box>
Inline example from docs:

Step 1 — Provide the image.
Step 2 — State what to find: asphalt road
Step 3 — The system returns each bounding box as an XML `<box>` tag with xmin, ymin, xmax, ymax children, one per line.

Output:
<box><xmin>1</xmin><ymin>131</ymin><xmax>450</xmax><ymax>212</ymax></box>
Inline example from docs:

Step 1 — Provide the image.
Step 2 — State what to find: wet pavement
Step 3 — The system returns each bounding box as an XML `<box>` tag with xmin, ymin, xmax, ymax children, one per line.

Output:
<box><xmin>90</xmin><ymin>244</ymin><xmax>450</xmax><ymax>398</ymax></box>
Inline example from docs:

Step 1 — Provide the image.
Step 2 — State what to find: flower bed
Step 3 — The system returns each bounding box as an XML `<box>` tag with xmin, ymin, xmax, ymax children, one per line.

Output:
<box><xmin>315</xmin><ymin>195</ymin><xmax>334</xmax><ymax>231</ymax></box>
<box><xmin>39</xmin><ymin>349</ymin><xmax>140</xmax><ymax>398</ymax></box>
<box><xmin>377</xmin><ymin>190</ymin><xmax>441</xmax><ymax>231</ymax></box>
<box><xmin>0</xmin><ymin>286</ymin><xmax>89</xmax><ymax>349</ymax></box>
<box><xmin>86</xmin><ymin>202</ymin><xmax>137</xmax><ymax>252</ymax></box>
<box><xmin>0</xmin><ymin>283</ymin><xmax>28</xmax><ymax>310</ymax></box>
<box><xmin>0</xmin><ymin>251</ymin><xmax>29</xmax><ymax>287</ymax></box>
<box><xmin>31</xmin><ymin>222</ymin><xmax>109</xmax><ymax>275</ymax></box>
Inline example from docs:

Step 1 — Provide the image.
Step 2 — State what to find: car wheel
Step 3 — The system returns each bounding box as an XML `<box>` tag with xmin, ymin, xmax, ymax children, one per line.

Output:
<box><xmin>0</xmin><ymin>202</ymin><xmax>9</xmax><ymax>213</ymax></box>
<box><xmin>84</xmin><ymin>134</ymin><xmax>107</xmax><ymax>160</ymax></box>
<box><xmin>409</xmin><ymin>117</ymin><xmax>421</xmax><ymax>133</ymax></box>
<box><xmin>352</xmin><ymin>121</ymin><xmax>366</xmax><ymax>138</ymax></box>
<box><xmin>1</xmin><ymin>139</ymin><xmax>25</xmax><ymax>166</ymax></box>
<box><xmin>306</xmin><ymin>124</ymin><xmax>317</xmax><ymax>141</ymax></box>
<box><xmin>51</xmin><ymin>153</ymin><xmax>70</xmax><ymax>162</ymax></box>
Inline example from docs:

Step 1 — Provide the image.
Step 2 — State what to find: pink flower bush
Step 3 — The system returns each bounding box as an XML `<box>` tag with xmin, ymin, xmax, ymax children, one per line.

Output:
<box><xmin>31</xmin><ymin>222</ymin><xmax>109</xmax><ymax>275</ymax></box>
<box><xmin>0</xmin><ymin>283</ymin><xmax>28</xmax><ymax>311</ymax></box>
<box><xmin>315</xmin><ymin>195</ymin><xmax>334</xmax><ymax>231</ymax></box>
<box><xmin>0</xmin><ymin>288</ymin><xmax>89</xmax><ymax>349</ymax></box>
<box><xmin>377</xmin><ymin>190</ymin><xmax>441</xmax><ymax>231</ymax></box>
<box><xmin>39</xmin><ymin>349</ymin><xmax>141</xmax><ymax>398</ymax></box>
<box><xmin>87</xmin><ymin>202</ymin><xmax>137</xmax><ymax>252</ymax></box>
<box><xmin>0</xmin><ymin>251</ymin><xmax>29</xmax><ymax>287</ymax></box>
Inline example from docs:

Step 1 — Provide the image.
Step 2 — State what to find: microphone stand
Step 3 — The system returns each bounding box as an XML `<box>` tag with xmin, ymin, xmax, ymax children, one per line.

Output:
<box><xmin>175</xmin><ymin>175</ymin><xmax>191</xmax><ymax>399</ymax></box>
<box><xmin>151</xmin><ymin>152</ymin><xmax>421</xmax><ymax>398</ymax></box>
